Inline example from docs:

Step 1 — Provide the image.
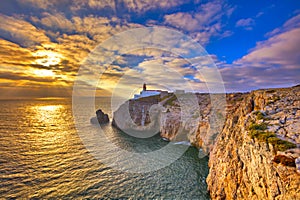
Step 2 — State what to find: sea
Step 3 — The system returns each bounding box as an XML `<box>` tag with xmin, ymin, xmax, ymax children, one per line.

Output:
<box><xmin>0</xmin><ymin>98</ymin><xmax>210</xmax><ymax>199</ymax></box>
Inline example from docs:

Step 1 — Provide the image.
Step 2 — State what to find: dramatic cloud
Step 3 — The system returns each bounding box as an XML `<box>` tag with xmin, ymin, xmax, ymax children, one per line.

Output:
<box><xmin>0</xmin><ymin>71</ymin><xmax>55</xmax><ymax>82</ymax></box>
<box><xmin>18</xmin><ymin>0</ymin><xmax>190</xmax><ymax>15</ymax></box>
<box><xmin>220</xmin><ymin>14</ymin><xmax>300</xmax><ymax>91</ymax></box>
<box><xmin>164</xmin><ymin>1</ymin><xmax>234</xmax><ymax>45</ymax></box>
<box><xmin>17</xmin><ymin>0</ymin><xmax>65</xmax><ymax>10</ymax></box>
<box><xmin>0</xmin><ymin>14</ymin><xmax>50</xmax><ymax>47</ymax></box>
<box><xmin>31</xmin><ymin>12</ymin><xmax>74</xmax><ymax>33</ymax></box>
<box><xmin>0</xmin><ymin>0</ymin><xmax>298</xmax><ymax>98</ymax></box>
<box><xmin>237</xmin><ymin>28</ymin><xmax>300</xmax><ymax>68</ymax></box>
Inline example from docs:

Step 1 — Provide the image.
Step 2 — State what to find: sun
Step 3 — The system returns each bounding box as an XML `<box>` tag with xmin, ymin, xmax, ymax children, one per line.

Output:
<box><xmin>33</xmin><ymin>50</ymin><xmax>63</xmax><ymax>67</ymax></box>
<box><xmin>33</xmin><ymin>69</ymin><xmax>55</xmax><ymax>77</ymax></box>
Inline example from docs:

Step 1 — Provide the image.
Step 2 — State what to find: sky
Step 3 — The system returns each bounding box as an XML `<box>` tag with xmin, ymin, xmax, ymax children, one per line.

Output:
<box><xmin>0</xmin><ymin>0</ymin><xmax>299</xmax><ymax>99</ymax></box>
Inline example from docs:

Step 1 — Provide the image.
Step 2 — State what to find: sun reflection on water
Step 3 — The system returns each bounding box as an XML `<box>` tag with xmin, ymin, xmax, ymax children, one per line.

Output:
<box><xmin>37</xmin><ymin>105</ymin><xmax>62</xmax><ymax>112</ymax></box>
<box><xmin>28</xmin><ymin>104</ymin><xmax>70</xmax><ymax>144</ymax></box>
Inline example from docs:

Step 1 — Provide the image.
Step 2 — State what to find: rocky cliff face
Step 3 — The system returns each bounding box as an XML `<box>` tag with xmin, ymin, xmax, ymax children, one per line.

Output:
<box><xmin>112</xmin><ymin>85</ymin><xmax>300</xmax><ymax>199</ymax></box>
<box><xmin>112</xmin><ymin>95</ymin><xmax>162</xmax><ymax>138</ymax></box>
<box><xmin>207</xmin><ymin>85</ymin><xmax>300</xmax><ymax>200</ymax></box>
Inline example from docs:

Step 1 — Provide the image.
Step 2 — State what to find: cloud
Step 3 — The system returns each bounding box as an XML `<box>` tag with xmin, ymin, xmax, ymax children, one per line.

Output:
<box><xmin>80</xmin><ymin>0</ymin><xmax>189</xmax><ymax>14</ymax></box>
<box><xmin>163</xmin><ymin>1</ymin><xmax>234</xmax><ymax>45</ymax></box>
<box><xmin>0</xmin><ymin>83</ymin><xmax>72</xmax><ymax>99</ymax></box>
<box><xmin>16</xmin><ymin>0</ymin><xmax>70</xmax><ymax>10</ymax></box>
<box><xmin>0</xmin><ymin>14</ymin><xmax>50</xmax><ymax>47</ymax></box>
<box><xmin>2</xmin><ymin>1</ymin><xmax>224</xmax><ymax>98</ymax></box>
<box><xmin>123</xmin><ymin>0</ymin><xmax>188</xmax><ymax>13</ymax></box>
<box><xmin>164</xmin><ymin>2</ymin><xmax>224</xmax><ymax>32</ymax></box>
<box><xmin>0</xmin><ymin>39</ymin><xmax>35</xmax><ymax>65</ymax></box>
<box><xmin>31</xmin><ymin>12</ymin><xmax>74</xmax><ymax>33</ymax></box>
<box><xmin>220</xmin><ymin>14</ymin><xmax>300</xmax><ymax>91</ymax></box>
<box><xmin>256</xmin><ymin>11</ymin><xmax>264</xmax><ymax>18</ymax></box>
<box><xmin>17</xmin><ymin>0</ymin><xmax>190</xmax><ymax>16</ymax></box>
<box><xmin>1</xmin><ymin>0</ymin><xmax>297</xmax><ymax>98</ymax></box>
<box><xmin>265</xmin><ymin>14</ymin><xmax>300</xmax><ymax>37</ymax></box>
<box><xmin>236</xmin><ymin>28</ymin><xmax>300</xmax><ymax>68</ymax></box>
<box><xmin>0</xmin><ymin>71</ymin><xmax>55</xmax><ymax>82</ymax></box>
<box><xmin>235</xmin><ymin>18</ymin><xmax>255</xmax><ymax>30</ymax></box>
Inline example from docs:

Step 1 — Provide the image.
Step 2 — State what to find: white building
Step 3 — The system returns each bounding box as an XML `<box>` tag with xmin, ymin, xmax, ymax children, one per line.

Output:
<box><xmin>133</xmin><ymin>83</ymin><xmax>168</xmax><ymax>99</ymax></box>
<box><xmin>134</xmin><ymin>90</ymin><xmax>161</xmax><ymax>99</ymax></box>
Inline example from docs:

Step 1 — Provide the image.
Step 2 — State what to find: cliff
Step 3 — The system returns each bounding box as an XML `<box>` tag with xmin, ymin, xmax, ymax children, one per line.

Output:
<box><xmin>112</xmin><ymin>85</ymin><xmax>300</xmax><ymax>199</ymax></box>
<box><xmin>207</xmin><ymin>85</ymin><xmax>300</xmax><ymax>200</ymax></box>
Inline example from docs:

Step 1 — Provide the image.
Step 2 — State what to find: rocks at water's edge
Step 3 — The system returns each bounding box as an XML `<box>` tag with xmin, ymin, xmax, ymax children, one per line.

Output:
<box><xmin>90</xmin><ymin>109</ymin><xmax>109</xmax><ymax>124</ymax></box>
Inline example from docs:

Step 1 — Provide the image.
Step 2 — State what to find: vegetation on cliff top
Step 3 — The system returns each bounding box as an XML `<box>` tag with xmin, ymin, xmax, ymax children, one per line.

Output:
<box><xmin>248</xmin><ymin>122</ymin><xmax>296</xmax><ymax>151</ymax></box>
<box><xmin>253</xmin><ymin>110</ymin><xmax>266</xmax><ymax>120</ymax></box>
<box><xmin>134</xmin><ymin>94</ymin><xmax>160</xmax><ymax>102</ymax></box>
<box><xmin>163</xmin><ymin>94</ymin><xmax>178</xmax><ymax>106</ymax></box>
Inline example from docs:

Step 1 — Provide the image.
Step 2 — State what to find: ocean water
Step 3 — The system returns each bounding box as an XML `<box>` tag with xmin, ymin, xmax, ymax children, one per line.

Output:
<box><xmin>0</xmin><ymin>98</ymin><xmax>210</xmax><ymax>199</ymax></box>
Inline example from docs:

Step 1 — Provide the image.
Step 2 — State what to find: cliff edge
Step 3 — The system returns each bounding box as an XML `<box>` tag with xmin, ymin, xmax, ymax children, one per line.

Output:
<box><xmin>207</xmin><ymin>85</ymin><xmax>300</xmax><ymax>200</ymax></box>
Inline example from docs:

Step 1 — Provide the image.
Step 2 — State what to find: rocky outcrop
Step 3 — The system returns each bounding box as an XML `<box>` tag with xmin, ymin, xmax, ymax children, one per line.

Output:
<box><xmin>112</xmin><ymin>96</ymin><xmax>162</xmax><ymax>138</ymax></box>
<box><xmin>112</xmin><ymin>85</ymin><xmax>300</xmax><ymax>199</ymax></box>
<box><xmin>90</xmin><ymin>109</ymin><xmax>109</xmax><ymax>124</ymax></box>
<box><xmin>207</xmin><ymin>85</ymin><xmax>300</xmax><ymax>200</ymax></box>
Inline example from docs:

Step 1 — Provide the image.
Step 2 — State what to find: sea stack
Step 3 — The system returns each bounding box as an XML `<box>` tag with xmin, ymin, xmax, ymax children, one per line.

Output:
<box><xmin>90</xmin><ymin>109</ymin><xmax>109</xmax><ymax>124</ymax></box>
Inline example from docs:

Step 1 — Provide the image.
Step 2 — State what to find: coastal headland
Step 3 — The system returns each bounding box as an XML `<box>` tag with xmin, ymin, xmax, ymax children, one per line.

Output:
<box><xmin>111</xmin><ymin>84</ymin><xmax>300</xmax><ymax>199</ymax></box>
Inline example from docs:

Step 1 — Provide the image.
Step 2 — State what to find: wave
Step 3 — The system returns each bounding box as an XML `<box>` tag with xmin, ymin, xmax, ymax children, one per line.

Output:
<box><xmin>173</xmin><ymin>141</ymin><xmax>191</xmax><ymax>146</ymax></box>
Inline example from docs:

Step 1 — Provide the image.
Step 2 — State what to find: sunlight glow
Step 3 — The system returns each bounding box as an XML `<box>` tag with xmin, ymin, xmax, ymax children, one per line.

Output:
<box><xmin>33</xmin><ymin>69</ymin><xmax>55</xmax><ymax>77</ymax></box>
<box><xmin>33</xmin><ymin>50</ymin><xmax>63</xmax><ymax>67</ymax></box>
<box><xmin>38</xmin><ymin>105</ymin><xmax>61</xmax><ymax>112</ymax></box>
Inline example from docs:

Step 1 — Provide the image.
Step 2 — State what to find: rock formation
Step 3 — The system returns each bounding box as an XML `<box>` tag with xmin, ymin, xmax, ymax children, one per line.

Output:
<box><xmin>112</xmin><ymin>85</ymin><xmax>300</xmax><ymax>199</ymax></box>
<box><xmin>207</xmin><ymin>85</ymin><xmax>300</xmax><ymax>200</ymax></box>
<box><xmin>90</xmin><ymin>109</ymin><xmax>109</xmax><ymax>124</ymax></box>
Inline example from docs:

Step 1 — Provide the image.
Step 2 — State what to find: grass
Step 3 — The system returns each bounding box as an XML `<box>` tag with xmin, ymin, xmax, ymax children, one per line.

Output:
<box><xmin>268</xmin><ymin>137</ymin><xmax>296</xmax><ymax>151</ymax></box>
<box><xmin>160</xmin><ymin>93</ymin><xmax>173</xmax><ymax>101</ymax></box>
<box><xmin>248</xmin><ymin>122</ymin><xmax>296</xmax><ymax>151</ymax></box>
<box><xmin>249</xmin><ymin>122</ymin><xmax>268</xmax><ymax>131</ymax></box>
<box><xmin>249</xmin><ymin>130</ymin><xmax>274</xmax><ymax>142</ymax></box>
<box><xmin>253</xmin><ymin>111</ymin><xmax>265</xmax><ymax>120</ymax></box>
<box><xmin>164</xmin><ymin>94</ymin><xmax>178</xmax><ymax>106</ymax></box>
<box><xmin>137</xmin><ymin>94</ymin><xmax>160</xmax><ymax>102</ymax></box>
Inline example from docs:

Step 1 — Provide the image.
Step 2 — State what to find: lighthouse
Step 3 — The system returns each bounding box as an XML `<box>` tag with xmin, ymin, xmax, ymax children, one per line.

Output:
<box><xmin>133</xmin><ymin>83</ymin><xmax>168</xmax><ymax>99</ymax></box>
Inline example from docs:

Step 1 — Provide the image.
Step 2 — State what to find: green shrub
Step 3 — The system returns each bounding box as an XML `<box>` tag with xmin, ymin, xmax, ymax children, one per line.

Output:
<box><xmin>248</xmin><ymin>122</ymin><xmax>296</xmax><ymax>151</ymax></box>
<box><xmin>272</xmin><ymin>96</ymin><xmax>280</xmax><ymax>101</ymax></box>
<box><xmin>160</xmin><ymin>94</ymin><xmax>173</xmax><ymax>101</ymax></box>
<box><xmin>268</xmin><ymin>137</ymin><xmax>297</xmax><ymax>151</ymax></box>
<box><xmin>249</xmin><ymin>130</ymin><xmax>260</xmax><ymax>139</ymax></box>
<box><xmin>253</xmin><ymin>111</ymin><xmax>265</xmax><ymax>120</ymax></box>
<box><xmin>249</xmin><ymin>130</ymin><xmax>275</xmax><ymax>142</ymax></box>
<box><xmin>164</xmin><ymin>94</ymin><xmax>178</xmax><ymax>106</ymax></box>
<box><xmin>257</xmin><ymin>131</ymin><xmax>275</xmax><ymax>142</ymax></box>
<box><xmin>249</xmin><ymin>122</ymin><xmax>268</xmax><ymax>131</ymax></box>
